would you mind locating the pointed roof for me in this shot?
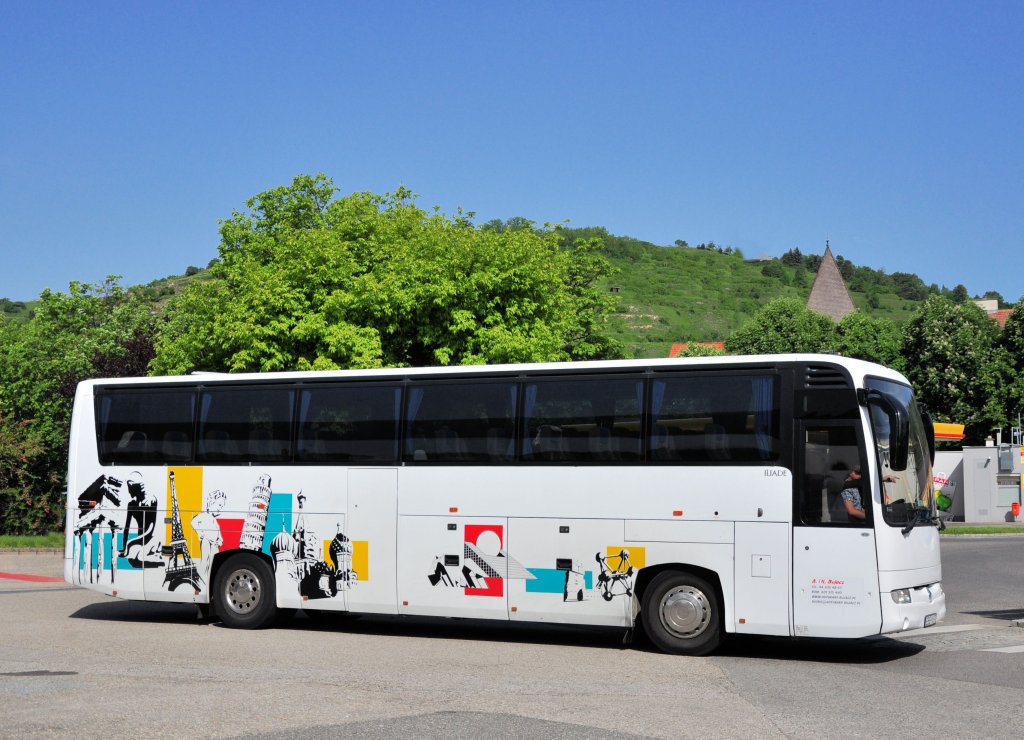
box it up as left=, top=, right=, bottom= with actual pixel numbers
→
left=807, top=243, right=856, bottom=321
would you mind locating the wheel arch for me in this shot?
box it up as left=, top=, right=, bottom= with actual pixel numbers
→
left=207, top=548, right=276, bottom=619
left=634, top=562, right=727, bottom=631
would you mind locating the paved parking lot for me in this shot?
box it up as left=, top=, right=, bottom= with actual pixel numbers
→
left=2, top=538, right=1023, bottom=739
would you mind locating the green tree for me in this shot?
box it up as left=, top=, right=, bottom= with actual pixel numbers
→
left=951, top=284, right=970, bottom=304
left=780, top=247, right=803, bottom=267
left=998, top=295, right=1024, bottom=426
left=760, top=261, right=786, bottom=281
left=153, top=175, right=622, bottom=375
left=835, top=313, right=905, bottom=371
left=792, top=265, right=808, bottom=288
left=725, top=298, right=838, bottom=354
left=900, top=295, right=1009, bottom=443
left=0, top=277, right=157, bottom=533
left=0, top=411, right=47, bottom=535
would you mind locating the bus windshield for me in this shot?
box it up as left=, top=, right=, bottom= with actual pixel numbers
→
left=866, top=378, right=935, bottom=528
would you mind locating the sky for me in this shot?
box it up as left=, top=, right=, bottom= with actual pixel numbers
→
left=1, top=1, right=1022, bottom=303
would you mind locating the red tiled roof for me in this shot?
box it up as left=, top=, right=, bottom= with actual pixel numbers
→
left=990, top=309, right=1013, bottom=328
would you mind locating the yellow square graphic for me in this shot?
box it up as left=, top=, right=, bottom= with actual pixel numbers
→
left=605, top=545, right=645, bottom=571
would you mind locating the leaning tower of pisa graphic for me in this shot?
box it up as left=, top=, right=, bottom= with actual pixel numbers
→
left=239, top=474, right=272, bottom=551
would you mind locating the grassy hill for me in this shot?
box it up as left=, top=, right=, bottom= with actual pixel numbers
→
left=566, top=229, right=929, bottom=358
left=1, top=230, right=938, bottom=359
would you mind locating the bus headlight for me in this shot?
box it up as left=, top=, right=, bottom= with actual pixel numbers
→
left=891, top=589, right=912, bottom=604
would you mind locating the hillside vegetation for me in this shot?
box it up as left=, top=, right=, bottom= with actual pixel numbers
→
left=1, top=227, right=977, bottom=360
left=560, top=228, right=942, bottom=358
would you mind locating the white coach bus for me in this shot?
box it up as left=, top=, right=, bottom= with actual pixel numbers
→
left=64, top=354, right=944, bottom=655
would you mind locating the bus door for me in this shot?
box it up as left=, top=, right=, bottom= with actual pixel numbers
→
left=346, top=468, right=398, bottom=614
left=792, top=421, right=882, bottom=637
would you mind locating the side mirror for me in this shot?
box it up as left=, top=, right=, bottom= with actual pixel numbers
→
left=864, top=390, right=910, bottom=471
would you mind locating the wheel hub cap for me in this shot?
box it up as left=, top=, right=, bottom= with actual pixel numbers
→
left=226, top=569, right=261, bottom=614
left=660, top=586, right=711, bottom=638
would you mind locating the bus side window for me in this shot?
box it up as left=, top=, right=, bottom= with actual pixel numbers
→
left=297, top=385, right=400, bottom=463
left=197, top=387, right=295, bottom=464
left=800, top=423, right=869, bottom=526
left=522, top=377, right=643, bottom=463
left=403, top=381, right=517, bottom=463
left=96, top=389, right=196, bottom=465
left=649, top=374, right=779, bottom=464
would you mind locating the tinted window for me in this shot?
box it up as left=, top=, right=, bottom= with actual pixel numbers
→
left=96, top=389, right=196, bottom=464
left=297, top=385, right=400, bottom=463
left=650, top=374, right=779, bottom=462
left=196, top=386, right=295, bottom=463
left=522, top=377, right=643, bottom=462
left=404, top=381, right=517, bottom=462
left=799, top=422, right=869, bottom=526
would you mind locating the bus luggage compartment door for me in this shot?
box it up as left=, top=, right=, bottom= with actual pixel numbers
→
left=346, top=468, right=398, bottom=615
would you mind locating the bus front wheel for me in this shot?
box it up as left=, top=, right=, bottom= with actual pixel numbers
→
left=213, top=553, right=278, bottom=629
left=642, top=570, right=721, bottom=656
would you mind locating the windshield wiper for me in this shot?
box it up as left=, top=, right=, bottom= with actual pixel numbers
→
left=901, top=504, right=926, bottom=535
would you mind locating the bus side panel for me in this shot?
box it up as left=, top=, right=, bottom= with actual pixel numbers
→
left=397, top=514, right=510, bottom=619
left=507, top=517, right=631, bottom=627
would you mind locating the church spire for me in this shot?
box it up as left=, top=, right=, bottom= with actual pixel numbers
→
left=807, top=241, right=856, bottom=321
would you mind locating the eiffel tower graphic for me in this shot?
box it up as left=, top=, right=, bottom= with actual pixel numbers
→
left=162, top=471, right=200, bottom=593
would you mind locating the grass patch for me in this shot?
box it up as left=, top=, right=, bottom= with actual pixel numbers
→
left=941, top=527, right=1023, bottom=535
left=0, top=533, right=64, bottom=549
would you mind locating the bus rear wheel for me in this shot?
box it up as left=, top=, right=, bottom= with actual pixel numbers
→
left=642, top=570, right=721, bottom=656
left=214, top=553, right=277, bottom=629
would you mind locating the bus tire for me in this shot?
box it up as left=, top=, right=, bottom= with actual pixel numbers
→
left=213, top=553, right=277, bottom=629
left=642, top=570, right=721, bottom=656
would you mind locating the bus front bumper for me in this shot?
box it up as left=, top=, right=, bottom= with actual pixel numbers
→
left=880, top=582, right=946, bottom=634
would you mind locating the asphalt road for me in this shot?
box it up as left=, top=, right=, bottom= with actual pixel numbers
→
left=2, top=536, right=1023, bottom=739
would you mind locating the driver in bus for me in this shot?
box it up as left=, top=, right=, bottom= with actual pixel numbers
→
left=840, top=466, right=867, bottom=521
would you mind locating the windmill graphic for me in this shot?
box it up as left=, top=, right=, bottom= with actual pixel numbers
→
left=162, top=471, right=201, bottom=593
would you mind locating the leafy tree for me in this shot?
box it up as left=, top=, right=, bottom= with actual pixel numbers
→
left=835, top=313, right=905, bottom=371
left=760, top=261, right=786, bottom=281
left=998, top=296, right=1024, bottom=425
left=780, top=247, right=803, bottom=267
left=951, top=284, right=970, bottom=304
left=892, top=272, right=929, bottom=301
left=901, top=295, right=1009, bottom=443
left=0, top=277, right=157, bottom=533
left=725, top=298, right=837, bottom=354
left=674, top=343, right=725, bottom=358
left=153, top=175, right=622, bottom=375
left=0, top=411, right=47, bottom=535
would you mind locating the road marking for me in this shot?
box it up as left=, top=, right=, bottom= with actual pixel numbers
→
left=0, top=571, right=64, bottom=583
left=893, top=624, right=987, bottom=638
left=981, top=644, right=1024, bottom=653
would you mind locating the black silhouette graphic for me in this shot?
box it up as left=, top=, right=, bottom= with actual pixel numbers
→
left=120, top=474, right=163, bottom=568
left=162, top=472, right=201, bottom=593
left=270, top=493, right=358, bottom=601
left=73, top=475, right=124, bottom=584
left=595, top=549, right=634, bottom=601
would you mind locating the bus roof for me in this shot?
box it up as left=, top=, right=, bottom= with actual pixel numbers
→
left=80, top=354, right=910, bottom=390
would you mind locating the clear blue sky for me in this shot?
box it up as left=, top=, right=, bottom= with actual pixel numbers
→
left=2, top=1, right=1021, bottom=303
